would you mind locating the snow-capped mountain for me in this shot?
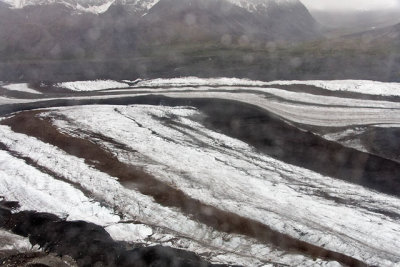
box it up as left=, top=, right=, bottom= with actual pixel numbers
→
left=2, top=0, right=108, bottom=11
left=351, top=22, right=400, bottom=44
left=0, top=0, right=159, bottom=14
left=0, top=0, right=321, bottom=67
left=135, top=0, right=319, bottom=43
left=1, top=0, right=305, bottom=15
left=227, top=0, right=298, bottom=13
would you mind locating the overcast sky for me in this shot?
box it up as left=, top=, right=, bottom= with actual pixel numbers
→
left=300, top=0, right=400, bottom=11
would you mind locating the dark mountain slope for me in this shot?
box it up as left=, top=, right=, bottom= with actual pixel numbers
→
left=137, top=0, right=320, bottom=44
left=350, top=22, right=400, bottom=45
left=1, top=0, right=398, bottom=82
left=136, top=0, right=267, bottom=44
left=0, top=3, right=140, bottom=60
left=255, top=0, right=320, bottom=41
left=0, top=0, right=321, bottom=61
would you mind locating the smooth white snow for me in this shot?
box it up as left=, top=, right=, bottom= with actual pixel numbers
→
left=105, top=223, right=153, bottom=242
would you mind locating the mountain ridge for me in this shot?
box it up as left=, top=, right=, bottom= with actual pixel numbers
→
left=1, top=0, right=301, bottom=14
left=0, top=0, right=321, bottom=56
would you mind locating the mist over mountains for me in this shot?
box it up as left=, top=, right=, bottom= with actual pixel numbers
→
left=311, top=9, right=400, bottom=37
left=0, top=0, right=320, bottom=58
left=0, top=0, right=399, bottom=82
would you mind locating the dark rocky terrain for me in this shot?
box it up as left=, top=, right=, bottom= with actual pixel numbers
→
left=1, top=199, right=237, bottom=267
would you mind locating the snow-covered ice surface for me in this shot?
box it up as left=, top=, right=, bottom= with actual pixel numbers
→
left=0, top=149, right=120, bottom=225
left=31, top=104, right=400, bottom=266
left=2, top=77, right=400, bottom=266
left=90, top=78, right=400, bottom=127
left=157, top=91, right=400, bottom=127
left=56, top=80, right=129, bottom=91
left=133, top=77, right=269, bottom=87
left=34, top=89, right=400, bottom=129
left=132, top=77, right=400, bottom=97
left=268, top=80, right=400, bottom=97
left=0, top=124, right=327, bottom=266
left=91, top=77, right=400, bottom=157
left=2, top=83, right=41, bottom=94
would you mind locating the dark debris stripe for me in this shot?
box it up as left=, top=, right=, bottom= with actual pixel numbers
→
left=1, top=110, right=368, bottom=267
left=1, top=95, right=400, bottom=197
left=0, top=200, right=234, bottom=267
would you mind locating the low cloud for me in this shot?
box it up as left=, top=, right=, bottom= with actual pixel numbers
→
left=300, top=0, right=400, bottom=11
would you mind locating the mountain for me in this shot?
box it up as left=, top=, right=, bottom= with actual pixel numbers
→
left=136, top=0, right=319, bottom=44
left=351, top=22, right=400, bottom=44
left=0, top=0, right=321, bottom=59
left=1, top=0, right=314, bottom=17
left=0, top=0, right=327, bottom=81
left=137, top=0, right=266, bottom=44
left=0, top=1, right=141, bottom=59
left=0, top=0, right=157, bottom=14
left=311, top=10, right=400, bottom=38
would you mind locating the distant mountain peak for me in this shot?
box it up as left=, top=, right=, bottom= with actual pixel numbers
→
left=0, top=0, right=302, bottom=14
left=0, top=0, right=113, bottom=13
left=226, top=0, right=299, bottom=13
left=0, top=0, right=159, bottom=14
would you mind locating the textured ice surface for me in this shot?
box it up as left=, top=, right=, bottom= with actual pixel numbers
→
left=56, top=80, right=129, bottom=91
left=43, top=105, right=400, bottom=266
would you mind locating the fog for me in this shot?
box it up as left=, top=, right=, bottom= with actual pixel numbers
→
left=300, top=0, right=400, bottom=31
left=300, top=0, right=400, bottom=11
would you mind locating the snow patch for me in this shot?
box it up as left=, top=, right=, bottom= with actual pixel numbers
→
left=75, top=0, right=115, bottom=14
left=226, top=0, right=298, bottom=13
left=56, top=80, right=129, bottom=91
left=106, top=223, right=153, bottom=242
left=134, top=77, right=268, bottom=87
